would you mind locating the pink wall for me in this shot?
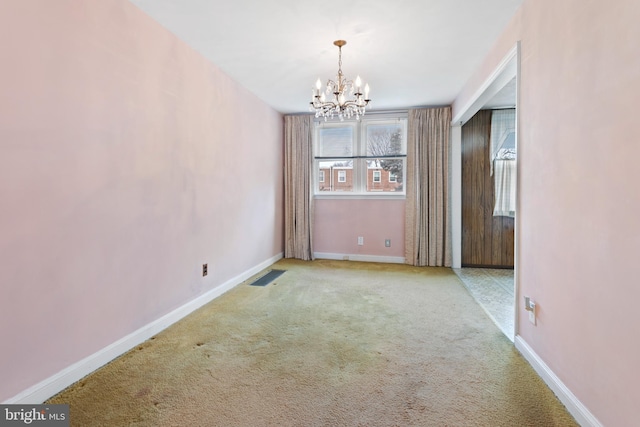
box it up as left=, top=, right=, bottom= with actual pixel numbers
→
left=454, top=0, right=640, bottom=424
left=0, top=0, right=283, bottom=402
left=314, top=199, right=405, bottom=259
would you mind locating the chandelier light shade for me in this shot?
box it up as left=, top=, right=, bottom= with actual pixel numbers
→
left=310, top=40, right=371, bottom=121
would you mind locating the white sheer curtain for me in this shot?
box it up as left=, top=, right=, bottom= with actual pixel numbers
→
left=491, top=109, right=517, bottom=217
left=284, top=115, right=314, bottom=260
left=405, top=107, right=452, bottom=267
left=493, top=159, right=516, bottom=217
left=490, top=109, right=516, bottom=176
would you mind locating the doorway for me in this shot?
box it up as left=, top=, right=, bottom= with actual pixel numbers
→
left=455, top=267, right=514, bottom=339
left=451, top=43, right=519, bottom=341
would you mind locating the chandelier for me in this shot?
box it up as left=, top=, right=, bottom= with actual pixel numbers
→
left=310, top=40, right=371, bottom=121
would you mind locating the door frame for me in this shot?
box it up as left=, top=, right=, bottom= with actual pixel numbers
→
left=451, top=42, right=520, bottom=337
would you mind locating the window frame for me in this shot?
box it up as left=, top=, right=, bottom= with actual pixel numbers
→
left=313, top=113, right=407, bottom=199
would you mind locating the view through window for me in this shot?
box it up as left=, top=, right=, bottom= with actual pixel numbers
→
left=314, top=115, right=407, bottom=195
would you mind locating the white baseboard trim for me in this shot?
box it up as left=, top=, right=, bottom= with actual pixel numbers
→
left=314, top=252, right=405, bottom=264
left=515, top=335, right=602, bottom=427
left=4, top=253, right=284, bottom=404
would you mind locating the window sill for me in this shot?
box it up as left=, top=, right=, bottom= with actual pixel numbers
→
left=314, top=193, right=406, bottom=200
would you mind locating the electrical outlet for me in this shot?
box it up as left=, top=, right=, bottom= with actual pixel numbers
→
left=357, top=236, right=364, bottom=246
left=385, top=239, right=391, bottom=247
left=202, top=264, right=208, bottom=277
left=524, top=296, right=536, bottom=325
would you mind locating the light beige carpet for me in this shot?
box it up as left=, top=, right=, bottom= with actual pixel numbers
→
left=48, top=259, right=577, bottom=426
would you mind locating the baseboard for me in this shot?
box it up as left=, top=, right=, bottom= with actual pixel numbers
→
left=514, top=335, right=602, bottom=427
left=314, top=252, right=405, bottom=264
left=4, top=252, right=284, bottom=404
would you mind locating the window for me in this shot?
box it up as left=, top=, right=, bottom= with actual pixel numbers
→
left=490, top=109, right=517, bottom=217
left=314, top=114, right=407, bottom=196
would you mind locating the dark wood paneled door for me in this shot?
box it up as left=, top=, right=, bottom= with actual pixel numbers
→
left=461, top=110, right=514, bottom=268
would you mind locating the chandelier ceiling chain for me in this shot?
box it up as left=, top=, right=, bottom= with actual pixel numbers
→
left=310, top=40, right=371, bottom=121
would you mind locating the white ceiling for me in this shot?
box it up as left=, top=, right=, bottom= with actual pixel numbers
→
left=128, top=0, right=522, bottom=114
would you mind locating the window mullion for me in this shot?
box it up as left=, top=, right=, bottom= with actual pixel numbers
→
left=356, top=120, right=365, bottom=193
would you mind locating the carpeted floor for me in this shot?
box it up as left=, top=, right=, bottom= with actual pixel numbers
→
left=48, top=259, right=577, bottom=426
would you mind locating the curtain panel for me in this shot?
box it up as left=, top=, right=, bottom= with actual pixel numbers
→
left=405, top=107, right=452, bottom=267
left=493, top=159, right=517, bottom=217
left=284, top=115, right=314, bottom=260
left=490, top=109, right=517, bottom=218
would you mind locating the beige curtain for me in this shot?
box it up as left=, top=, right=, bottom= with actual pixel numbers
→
left=405, top=107, right=452, bottom=267
left=284, top=115, right=314, bottom=260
